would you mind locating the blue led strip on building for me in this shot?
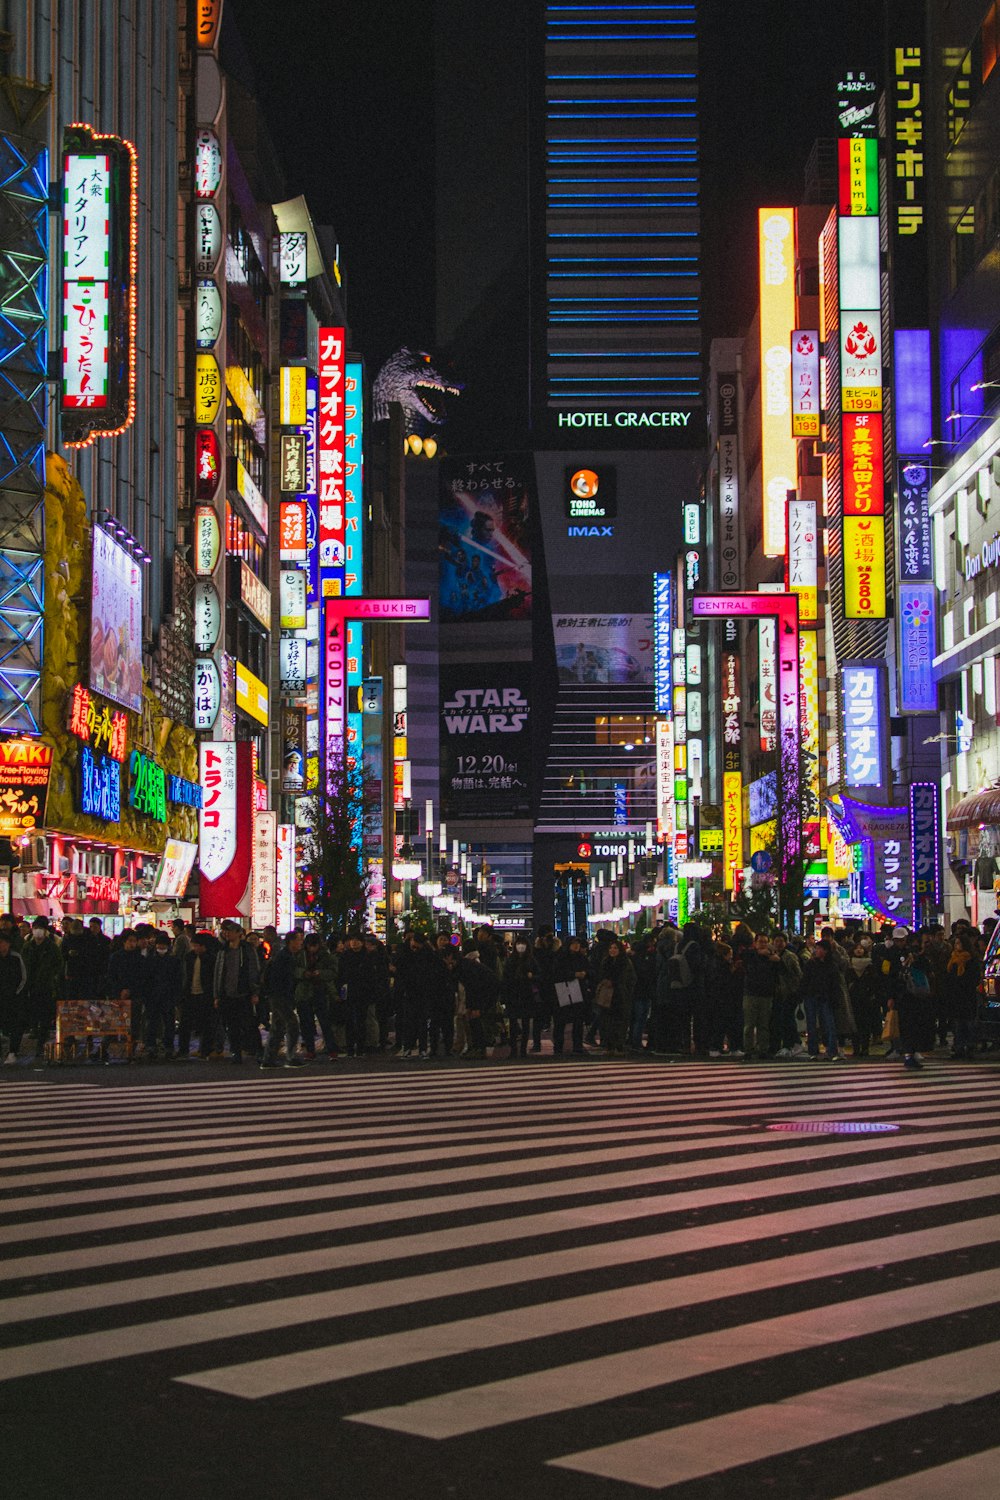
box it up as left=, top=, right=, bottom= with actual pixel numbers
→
left=544, top=5, right=701, bottom=421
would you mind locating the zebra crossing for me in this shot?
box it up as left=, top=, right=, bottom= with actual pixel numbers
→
left=2, top=1059, right=999, bottom=1498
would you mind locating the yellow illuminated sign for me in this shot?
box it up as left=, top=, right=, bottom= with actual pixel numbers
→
left=723, top=770, right=743, bottom=892
left=758, top=209, right=799, bottom=557
left=195, top=353, right=221, bottom=424
left=280, top=366, right=307, bottom=426
left=844, top=515, right=887, bottom=619
left=226, top=364, right=265, bottom=432
left=235, top=660, right=269, bottom=726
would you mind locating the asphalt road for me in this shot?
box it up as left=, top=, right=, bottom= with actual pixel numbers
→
left=2, top=1054, right=999, bottom=1499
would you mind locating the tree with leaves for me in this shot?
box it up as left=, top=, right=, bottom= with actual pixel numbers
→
left=298, top=757, right=377, bottom=938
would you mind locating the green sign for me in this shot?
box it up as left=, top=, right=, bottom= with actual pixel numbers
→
left=129, top=750, right=167, bottom=822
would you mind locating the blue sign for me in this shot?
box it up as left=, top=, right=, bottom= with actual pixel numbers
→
left=80, top=746, right=121, bottom=822
left=898, top=584, right=937, bottom=713
left=898, top=460, right=933, bottom=582
left=842, top=663, right=885, bottom=790
left=167, top=773, right=203, bottom=809
left=750, top=850, right=772, bottom=874
left=653, top=571, right=672, bottom=713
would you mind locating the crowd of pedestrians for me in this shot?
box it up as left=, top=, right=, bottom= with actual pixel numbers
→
left=0, top=910, right=992, bottom=1068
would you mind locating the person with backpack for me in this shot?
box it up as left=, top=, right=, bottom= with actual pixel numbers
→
left=662, top=922, right=704, bottom=1054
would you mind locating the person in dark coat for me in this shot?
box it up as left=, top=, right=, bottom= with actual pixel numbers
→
left=261, top=930, right=305, bottom=1067
left=943, top=934, right=981, bottom=1059
left=598, top=938, right=636, bottom=1057
left=212, top=921, right=262, bottom=1063
left=552, top=935, right=589, bottom=1056
left=443, top=949, right=499, bottom=1058
left=177, top=931, right=219, bottom=1059
left=741, top=932, right=781, bottom=1060
left=530, top=927, right=559, bottom=1053
left=391, top=934, right=440, bottom=1056
left=502, top=935, right=539, bottom=1058
left=800, top=940, right=846, bottom=1061
left=296, top=932, right=340, bottom=1058
left=23, top=916, right=64, bottom=1060
left=106, top=929, right=148, bottom=1044
left=0, top=929, right=28, bottom=1064
left=143, top=931, right=183, bottom=1057
left=337, top=932, right=389, bottom=1056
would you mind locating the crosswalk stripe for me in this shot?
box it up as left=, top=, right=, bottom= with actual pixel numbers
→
left=4, top=1135, right=996, bottom=1284
left=186, top=1229, right=1000, bottom=1403
left=347, top=1216, right=1000, bottom=1435
left=547, top=1342, right=1000, bottom=1489
left=836, top=1449, right=1000, bottom=1499
left=4, top=1173, right=998, bottom=1329
left=2, top=1129, right=994, bottom=1247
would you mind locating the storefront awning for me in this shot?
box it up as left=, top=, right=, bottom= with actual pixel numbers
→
left=946, top=786, right=1000, bottom=829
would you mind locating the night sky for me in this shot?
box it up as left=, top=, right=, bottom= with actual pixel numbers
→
left=231, top=0, right=882, bottom=381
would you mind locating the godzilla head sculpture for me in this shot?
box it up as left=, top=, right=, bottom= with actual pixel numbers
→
left=372, top=348, right=463, bottom=437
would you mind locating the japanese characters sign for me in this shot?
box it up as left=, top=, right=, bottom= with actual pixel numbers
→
left=828, top=795, right=912, bottom=925
left=790, top=331, right=821, bottom=437
left=279, top=232, right=307, bottom=286
left=842, top=413, right=885, bottom=516
left=0, top=739, right=52, bottom=838
left=759, top=618, right=777, bottom=751
left=279, top=500, right=308, bottom=558
left=344, top=359, right=364, bottom=597
left=193, top=656, right=221, bottom=731
left=844, top=515, right=887, bottom=619
left=280, top=366, right=307, bottom=427
left=717, top=372, right=740, bottom=590
left=323, top=597, right=430, bottom=766
left=195, top=279, right=222, bottom=348
left=195, top=428, right=221, bottom=501
left=251, top=810, right=277, bottom=929
left=61, top=126, right=137, bottom=447
left=193, top=505, right=221, bottom=576
left=839, top=313, right=883, bottom=411
left=79, top=745, right=121, bottom=822
left=275, top=825, right=295, bottom=932
left=317, top=326, right=347, bottom=591
left=786, top=498, right=818, bottom=624
left=153, top=840, right=198, bottom=899
left=280, top=435, right=307, bottom=495
left=758, top=209, right=797, bottom=556
left=653, top=571, right=673, bottom=713
left=195, top=352, right=222, bottom=424
left=195, top=204, right=221, bottom=274
left=898, top=459, right=933, bottom=581
left=129, top=750, right=167, bottom=822
left=193, top=581, right=221, bottom=653
left=67, top=684, right=128, bottom=761
left=842, top=662, right=887, bottom=791
left=198, top=742, right=237, bottom=881
left=898, top=583, right=937, bottom=714
left=910, top=781, right=940, bottom=914
left=837, top=136, right=878, bottom=216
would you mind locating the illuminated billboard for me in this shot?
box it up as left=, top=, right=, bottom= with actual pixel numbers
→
left=61, top=125, right=138, bottom=447
left=653, top=572, right=673, bottom=712
left=842, top=662, right=887, bottom=791
left=90, top=527, right=143, bottom=712
left=317, top=327, right=347, bottom=591
left=786, top=498, right=818, bottom=624
left=758, top=209, right=798, bottom=556
left=790, top=331, right=820, bottom=437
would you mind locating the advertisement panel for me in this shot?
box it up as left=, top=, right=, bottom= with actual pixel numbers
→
left=251, top=810, right=277, bottom=929
left=653, top=571, right=673, bottom=712
left=758, top=208, right=798, bottom=556
left=910, top=781, right=941, bottom=917
left=786, top=498, right=818, bottom=624
left=723, top=770, right=743, bottom=891
left=898, top=583, right=937, bottom=713
left=898, top=459, right=933, bottom=581
left=317, top=327, right=346, bottom=589
left=717, top=372, right=740, bottom=590
left=828, top=795, right=912, bottom=926
left=439, top=665, right=531, bottom=820
left=553, top=613, right=653, bottom=685
left=655, top=718, right=675, bottom=844
left=840, top=312, right=883, bottom=412
left=275, top=824, right=295, bottom=932
left=759, top=618, right=777, bottom=752
left=439, top=456, right=532, bottom=623
left=790, top=331, right=821, bottom=437
left=842, top=413, right=885, bottom=515
left=344, top=358, right=365, bottom=597
left=152, top=840, right=198, bottom=899
left=842, top=662, right=887, bottom=791
left=844, top=515, right=887, bottom=619
left=838, top=136, right=879, bottom=216
left=90, top=527, right=143, bottom=712
left=0, top=740, right=51, bottom=837
left=199, top=740, right=254, bottom=917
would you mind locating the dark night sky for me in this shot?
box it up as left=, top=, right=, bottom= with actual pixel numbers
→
left=231, top=0, right=882, bottom=375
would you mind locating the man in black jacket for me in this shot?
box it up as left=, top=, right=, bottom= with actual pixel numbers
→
left=261, top=930, right=305, bottom=1068
left=800, top=939, right=846, bottom=1061
left=212, top=921, right=261, bottom=1063
left=741, top=932, right=781, bottom=1060
left=177, top=931, right=219, bottom=1060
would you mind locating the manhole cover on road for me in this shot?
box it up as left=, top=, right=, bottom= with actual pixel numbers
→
left=766, top=1121, right=901, bottom=1134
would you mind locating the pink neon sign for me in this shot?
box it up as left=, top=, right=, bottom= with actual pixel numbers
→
left=691, top=591, right=801, bottom=877
left=323, top=597, right=431, bottom=768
